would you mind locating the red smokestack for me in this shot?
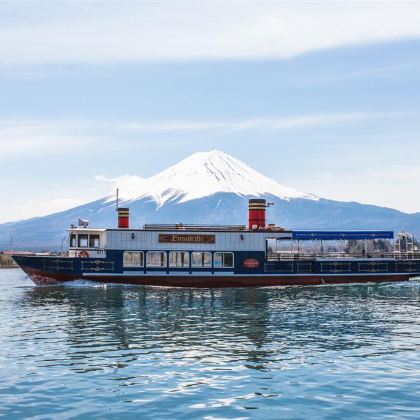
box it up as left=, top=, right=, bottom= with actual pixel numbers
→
left=118, top=207, right=129, bottom=229
left=248, top=199, right=266, bottom=230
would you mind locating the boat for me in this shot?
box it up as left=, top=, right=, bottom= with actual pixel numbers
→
left=12, top=199, right=420, bottom=287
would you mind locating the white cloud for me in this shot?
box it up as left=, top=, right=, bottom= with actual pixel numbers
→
left=294, top=164, right=420, bottom=214
left=0, top=120, right=100, bottom=156
left=0, top=197, right=84, bottom=223
left=116, top=112, right=409, bottom=132
left=96, top=174, right=148, bottom=201
left=1, top=2, right=420, bottom=65
left=0, top=112, right=408, bottom=157
left=0, top=111, right=415, bottom=158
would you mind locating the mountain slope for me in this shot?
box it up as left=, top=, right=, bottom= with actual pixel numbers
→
left=109, top=150, right=318, bottom=205
left=1, top=150, right=419, bottom=250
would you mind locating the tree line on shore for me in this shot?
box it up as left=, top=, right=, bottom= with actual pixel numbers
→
left=0, top=253, right=17, bottom=267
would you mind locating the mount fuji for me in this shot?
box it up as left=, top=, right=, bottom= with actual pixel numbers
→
left=104, top=150, right=318, bottom=206
left=1, top=150, right=419, bottom=250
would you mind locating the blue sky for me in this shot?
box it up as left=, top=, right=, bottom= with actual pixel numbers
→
left=1, top=1, right=420, bottom=222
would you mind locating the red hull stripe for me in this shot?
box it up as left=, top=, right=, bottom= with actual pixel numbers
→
left=21, top=267, right=411, bottom=288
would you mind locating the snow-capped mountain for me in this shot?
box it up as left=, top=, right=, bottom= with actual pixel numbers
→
left=1, top=150, right=419, bottom=250
left=108, top=150, right=318, bottom=207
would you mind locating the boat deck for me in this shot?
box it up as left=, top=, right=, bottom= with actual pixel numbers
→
left=267, top=252, right=420, bottom=261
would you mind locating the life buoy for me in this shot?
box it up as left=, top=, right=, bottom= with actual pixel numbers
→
left=78, top=250, right=90, bottom=258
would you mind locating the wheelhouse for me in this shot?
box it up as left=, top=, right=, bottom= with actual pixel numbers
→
left=68, top=228, right=107, bottom=258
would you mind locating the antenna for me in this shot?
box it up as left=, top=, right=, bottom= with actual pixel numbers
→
left=61, top=236, right=66, bottom=256
left=116, top=188, right=119, bottom=211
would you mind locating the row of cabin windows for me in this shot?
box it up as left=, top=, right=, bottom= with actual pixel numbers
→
left=123, top=251, right=234, bottom=269
left=70, top=234, right=100, bottom=248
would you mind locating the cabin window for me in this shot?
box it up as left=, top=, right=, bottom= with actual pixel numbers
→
left=191, top=252, right=212, bottom=268
left=70, top=234, right=76, bottom=248
left=146, top=251, right=167, bottom=267
left=123, top=251, right=144, bottom=267
left=214, top=252, right=234, bottom=268
left=89, top=234, right=100, bottom=248
left=78, top=234, right=88, bottom=248
left=169, top=251, right=190, bottom=268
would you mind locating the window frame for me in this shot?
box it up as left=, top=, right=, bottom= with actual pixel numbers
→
left=123, top=251, right=144, bottom=268
left=213, top=252, right=234, bottom=268
left=169, top=251, right=190, bottom=268
left=191, top=251, right=212, bottom=268
left=78, top=234, right=89, bottom=248
left=89, top=234, right=101, bottom=248
left=146, top=251, right=168, bottom=268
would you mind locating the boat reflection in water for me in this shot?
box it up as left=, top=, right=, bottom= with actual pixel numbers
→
left=21, top=282, right=416, bottom=369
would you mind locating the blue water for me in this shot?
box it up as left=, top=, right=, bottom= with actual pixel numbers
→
left=0, top=269, right=419, bottom=419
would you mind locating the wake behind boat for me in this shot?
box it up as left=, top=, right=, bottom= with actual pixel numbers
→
left=12, top=199, right=420, bottom=287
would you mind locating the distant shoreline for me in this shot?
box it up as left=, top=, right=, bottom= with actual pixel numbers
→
left=0, top=255, right=18, bottom=269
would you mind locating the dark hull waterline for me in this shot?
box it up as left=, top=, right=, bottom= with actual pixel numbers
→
left=21, top=267, right=412, bottom=288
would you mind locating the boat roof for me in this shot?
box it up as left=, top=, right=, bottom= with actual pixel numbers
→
left=66, top=228, right=107, bottom=232
left=67, top=224, right=290, bottom=233
left=292, top=230, right=394, bottom=240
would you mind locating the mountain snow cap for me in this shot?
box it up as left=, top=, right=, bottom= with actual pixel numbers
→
left=109, top=150, right=318, bottom=206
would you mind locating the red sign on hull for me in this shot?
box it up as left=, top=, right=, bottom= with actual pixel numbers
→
left=243, top=258, right=260, bottom=268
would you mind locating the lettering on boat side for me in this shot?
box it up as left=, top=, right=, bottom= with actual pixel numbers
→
left=158, top=234, right=216, bottom=244
left=243, top=258, right=260, bottom=268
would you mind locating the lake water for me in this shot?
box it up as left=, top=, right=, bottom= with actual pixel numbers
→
left=0, top=269, right=419, bottom=419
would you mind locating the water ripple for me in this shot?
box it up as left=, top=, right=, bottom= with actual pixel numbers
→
left=0, top=269, right=419, bottom=418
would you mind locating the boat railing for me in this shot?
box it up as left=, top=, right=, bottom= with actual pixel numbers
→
left=143, top=223, right=247, bottom=231
left=266, top=252, right=420, bottom=261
